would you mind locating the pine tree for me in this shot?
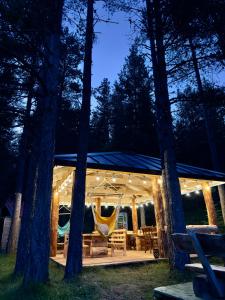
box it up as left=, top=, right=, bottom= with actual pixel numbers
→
left=110, top=44, right=158, bottom=155
left=90, top=78, right=111, bottom=150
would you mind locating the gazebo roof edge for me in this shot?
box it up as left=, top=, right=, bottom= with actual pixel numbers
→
left=54, top=152, right=225, bottom=182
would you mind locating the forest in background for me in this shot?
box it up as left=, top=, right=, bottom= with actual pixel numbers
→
left=1, top=36, right=225, bottom=206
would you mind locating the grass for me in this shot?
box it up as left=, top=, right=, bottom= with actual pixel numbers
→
left=0, top=255, right=192, bottom=300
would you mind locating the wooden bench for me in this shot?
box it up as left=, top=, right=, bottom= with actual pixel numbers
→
left=108, top=229, right=127, bottom=256
left=172, top=232, right=225, bottom=299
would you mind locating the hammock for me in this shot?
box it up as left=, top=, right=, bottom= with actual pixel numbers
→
left=58, top=221, right=70, bottom=237
left=91, top=205, right=120, bottom=237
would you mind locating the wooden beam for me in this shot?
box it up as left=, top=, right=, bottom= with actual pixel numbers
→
left=50, top=189, right=60, bottom=257
left=202, top=182, right=217, bottom=225
left=96, top=197, right=101, bottom=215
left=132, top=197, right=138, bottom=234
left=152, top=178, right=167, bottom=257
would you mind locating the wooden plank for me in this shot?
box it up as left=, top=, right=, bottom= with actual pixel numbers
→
left=185, top=263, right=225, bottom=277
left=172, top=233, right=225, bottom=257
left=154, top=282, right=201, bottom=300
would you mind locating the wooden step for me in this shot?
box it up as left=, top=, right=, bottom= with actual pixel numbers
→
left=154, top=282, right=201, bottom=300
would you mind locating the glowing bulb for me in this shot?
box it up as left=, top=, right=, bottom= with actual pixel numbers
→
left=195, top=190, right=200, bottom=194
left=157, top=178, right=162, bottom=184
left=184, top=184, right=187, bottom=188
left=140, top=204, right=143, bottom=208
left=96, top=176, right=100, bottom=181
left=128, top=179, right=132, bottom=183
left=112, top=177, right=116, bottom=182
left=143, top=180, right=147, bottom=184
left=186, top=193, right=190, bottom=197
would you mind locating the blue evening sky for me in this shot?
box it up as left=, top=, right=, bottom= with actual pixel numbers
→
left=91, top=3, right=225, bottom=92
left=92, top=6, right=131, bottom=88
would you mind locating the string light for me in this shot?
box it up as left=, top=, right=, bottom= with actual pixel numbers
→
left=195, top=190, right=200, bottom=195
left=96, top=175, right=100, bottom=181
left=143, top=180, right=147, bottom=185
left=112, top=176, right=116, bottom=182
left=157, top=178, right=162, bottom=184
left=186, top=193, right=190, bottom=197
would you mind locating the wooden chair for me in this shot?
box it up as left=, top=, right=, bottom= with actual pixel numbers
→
left=141, top=226, right=157, bottom=253
left=63, top=234, right=91, bottom=258
left=172, top=232, right=225, bottom=299
left=108, top=229, right=127, bottom=256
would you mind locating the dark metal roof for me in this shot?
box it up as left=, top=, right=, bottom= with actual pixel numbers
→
left=54, top=152, right=225, bottom=181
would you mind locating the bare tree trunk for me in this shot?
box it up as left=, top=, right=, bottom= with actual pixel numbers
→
left=145, top=0, right=189, bottom=269
left=20, top=0, right=64, bottom=285
left=7, top=77, right=34, bottom=254
left=188, top=36, right=225, bottom=224
left=64, top=0, right=94, bottom=279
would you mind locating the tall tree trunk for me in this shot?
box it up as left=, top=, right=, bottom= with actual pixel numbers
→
left=7, top=76, right=34, bottom=254
left=20, top=0, right=64, bottom=285
left=64, top=0, right=94, bottom=279
left=188, top=36, right=225, bottom=223
left=145, top=0, right=189, bottom=269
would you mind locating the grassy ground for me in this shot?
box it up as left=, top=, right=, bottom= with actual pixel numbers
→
left=0, top=255, right=192, bottom=300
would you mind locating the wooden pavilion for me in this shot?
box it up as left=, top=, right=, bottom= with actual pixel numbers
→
left=51, top=152, right=225, bottom=266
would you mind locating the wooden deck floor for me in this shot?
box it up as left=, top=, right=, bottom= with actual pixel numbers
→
left=51, top=250, right=161, bottom=267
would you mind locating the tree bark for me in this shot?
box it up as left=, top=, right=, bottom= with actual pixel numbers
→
left=188, top=36, right=225, bottom=224
left=7, top=79, right=33, bottom=254
left=145, top=0, right=189, bottom=269
left=22, top=0, right=64, bottom=285
left=64, top=0, right=94, bottom=279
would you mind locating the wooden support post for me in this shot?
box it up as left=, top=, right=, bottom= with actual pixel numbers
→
left=96, top=197, right=101, bottom=215
left=202, top=182, right=217, bottom=225
left=152, top=178, right=167, bottom=257
left=132, top=197, right=138, bottom=234
left=140, top=206, right=146, bottom=228
left=95, top=197, right=101, bottom=231
left=50, top=189, right=59, bottom=257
